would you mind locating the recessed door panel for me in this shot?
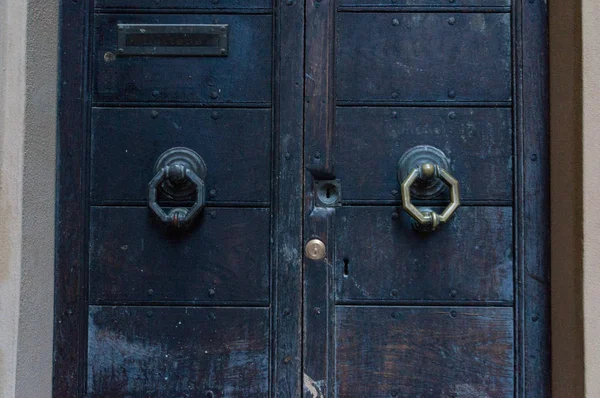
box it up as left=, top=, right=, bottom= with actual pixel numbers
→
left=334, top=206, right=513, bottom=302
left=335, top=307, right=514, bottom=397
left=95, top=0, right=272, bottom=10
left=89, top=207, right=270, bottom=304
left=94, top=14, right=272, bottom=104
left=91, top=108, right=272, bottom=204
left=337, top=0, right=510, bottom=6
left=335, top=107, right=512, bottom=202
left=88, top=306, right=270, bottom=397
left=336, top=12, right=511, bottom=103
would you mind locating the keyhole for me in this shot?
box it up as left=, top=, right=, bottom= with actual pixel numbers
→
left=343, top=258, right=349, bottom=276
left=316, top=182, right=339, bottom=205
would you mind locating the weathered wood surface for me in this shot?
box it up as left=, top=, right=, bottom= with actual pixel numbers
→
left=336, top=107, right=512, bottom=202
left=337, top=0, right=510, bottom=7
left=94, top=14, right=272, bottom=104
left=272, top=0, right=305, bottom=395
left=91, top=108, right=271, bottom=204
left=88, top=306, right=270, bottom=397
left=95, top=0, right=272, bottom=10
left=518, top=0, right=552, bottom=395
left=336, top=12, right=511, bottom=103
left=89, top=207, right=270, bottom=304
left=53, top=0, right=551, bottom=395
left=53, top=1, right=88, bottom=395
left=335, top=306, right=514, bottom=397
left=335, top=206, right=513, bottom=302
left=303, top=0, right=337, bottom=395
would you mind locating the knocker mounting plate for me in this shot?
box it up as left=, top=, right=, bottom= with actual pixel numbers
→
left=397, top=145, right=451, bottom=200
left=154, top=147, right=207, bottom=200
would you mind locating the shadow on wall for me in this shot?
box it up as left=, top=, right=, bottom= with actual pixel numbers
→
left=549, top=0, right=584, bottom=396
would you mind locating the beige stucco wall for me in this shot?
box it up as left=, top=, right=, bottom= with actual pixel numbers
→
left=0, top=0, right=57, bottom=397
left=582, top=1, right=600, bottom=396
left=0, top=0, right=593, bottom=397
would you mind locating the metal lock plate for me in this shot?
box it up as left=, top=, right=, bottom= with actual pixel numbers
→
left=314, top=180, right=342, bottom=207
left=305, top=239, right=326, bottom=261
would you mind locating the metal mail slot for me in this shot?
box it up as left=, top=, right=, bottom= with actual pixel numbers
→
left=117, top=24, right=228, bottom=56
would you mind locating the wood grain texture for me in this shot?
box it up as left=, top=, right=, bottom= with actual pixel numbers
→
left=94, top=14, right=272, bottom=104
left=303, top=0, right=337, bottom=395
left=335, top=306, right=514, bottom=397
left=88, top=306, right=270, bottom=397
left=517, top=0, right=552, bottom=395
left=272, top=0, right=305, bottom=395
left=53, top=0, right=551, bottom=394
left=335, top=107, right=512, bottom=202
left=89, top=207, right=270, bottom=304
left=337, top=0, right=510, bottom=6
left=95, top=0, right=272, bottom=10
left=53, top=1, right=89, bottom=396
left=90, top=108, right=271, bottom=204
left=336, top=13, right=511, bottom=103
left=335, top=206, right=513, bottom=302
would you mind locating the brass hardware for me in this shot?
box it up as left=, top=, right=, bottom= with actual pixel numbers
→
left=305, top=239, right=327, bottom=261
left=400, top=163, right=460, bottom=232
left=397, top=145, right=451, bottom=199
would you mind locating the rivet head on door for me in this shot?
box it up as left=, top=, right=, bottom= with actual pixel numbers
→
left=305, top=239, right=326, bottom=261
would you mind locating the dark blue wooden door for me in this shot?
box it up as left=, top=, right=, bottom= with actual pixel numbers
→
left=53, top=0, right=550, bottom=397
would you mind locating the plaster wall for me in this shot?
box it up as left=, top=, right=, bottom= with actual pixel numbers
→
left=0, top=0, right=57, bottom=397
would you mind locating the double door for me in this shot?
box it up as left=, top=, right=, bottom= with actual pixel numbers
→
left=53, top=0, right=550, bottom=396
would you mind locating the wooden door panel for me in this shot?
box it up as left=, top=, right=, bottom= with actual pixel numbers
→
left=53, top=0, right=550, bottom=394
left=335, top=107, right=512, bottom=202
left=89, top=207, right=270, bottom=304
left=88, top=306, right=270, bottom=397
left=90, top=108, right=271, bottom=204
left=335, top=12, right=511, bottom=103
left=334, top=206, right=513, bottom=302
left=95, top=0, right=272, bottom=10
left=337, top=0, right=510, bottom=6
left=335, top=306, right=514, bottom=397
left=94, top=13, right=272, bottom=104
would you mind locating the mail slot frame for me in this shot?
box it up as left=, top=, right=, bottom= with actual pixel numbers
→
left=117, top=24, right=229, bottom=56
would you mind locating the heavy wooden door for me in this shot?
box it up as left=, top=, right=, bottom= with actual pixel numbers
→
left=54, top=0, right=550, bottom=397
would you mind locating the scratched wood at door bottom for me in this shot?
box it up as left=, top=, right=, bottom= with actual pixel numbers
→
left=87, top=306, right=269, bottom=397
left=335, top=306, right=514, bottom=397
left=95, top=0, right=272, bottom=9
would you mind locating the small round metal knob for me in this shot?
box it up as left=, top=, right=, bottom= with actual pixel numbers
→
left=305, top=239, right=326, bottom=261
left=420, top=163, right=436, bottom=180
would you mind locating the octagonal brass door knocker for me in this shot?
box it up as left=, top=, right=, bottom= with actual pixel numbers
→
left=398, top=146, right=460, bottom=232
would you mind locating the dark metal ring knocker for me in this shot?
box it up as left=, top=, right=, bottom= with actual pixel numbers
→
left=148, top=147, right=207, bottom=228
